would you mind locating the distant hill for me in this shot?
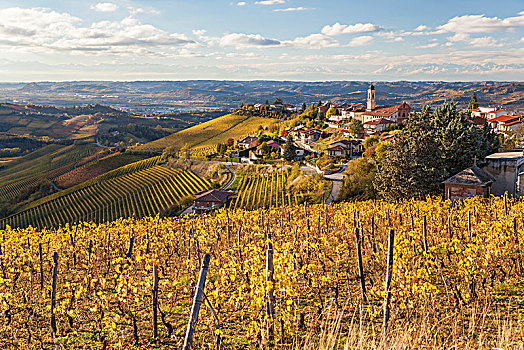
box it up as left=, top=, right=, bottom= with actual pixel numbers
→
left=1, top=81, right=522, bottom=112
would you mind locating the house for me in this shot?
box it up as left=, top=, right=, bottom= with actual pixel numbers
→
left=442, top=165, right=495, bottom=200
left=488, top=114, right=522, bottom=133
left=237, top=136, right=258, bottom=149
left=341, top=104, right=365, bottom=119
left=499, top=117, right=524, bottom=133
left=484, top=151, right=524, bottom=196
left=326, top=145, right=346, bottom=157
left=318, top=105, right=330, bottom=115
left=363, top=118, right=394, bottom=134
left=326, top=140, right=362, bottom=157
left=299, top=128, right=322, bottom=144
left=256, top=139, right=281, bottom=155
left=193, top=190, right=234, bottom=214
left=471, top=107, right=505, bottom=120
left=289, top=125, right=305, bottom=137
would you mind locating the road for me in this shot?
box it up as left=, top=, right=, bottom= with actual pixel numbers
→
left=221, top=164, right=236, bottom=190
left=324, top=165, right=346, bottom=204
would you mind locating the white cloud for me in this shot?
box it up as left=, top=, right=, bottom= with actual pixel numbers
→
left=417, top=42, right=439, bottom=49
left=436, top=13, right=524, bottom=34
left=255, top=0, right=285, bottom=5
left=446, top=33, right=502, bottom=47
left=283, top=33, right=338, bottom=49
left=0, top=7, right=195, bottom=55
left=347, top=36, right=374, bottom=47
left=219, top=33, right=280, bottom=47
left=414, top=25, right=428, bottom=31
left=469, top=36, right=503, bottom=47
left=273, top=7, right=314, bottom=12
left=91, top=2, right=119, bottom=12
left=321, top=22, right=383, bottom=36
left=237, top=1, right=247, bottom=5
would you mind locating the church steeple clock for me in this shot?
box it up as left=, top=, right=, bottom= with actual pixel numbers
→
left=367, top=83, right=376, bottom=111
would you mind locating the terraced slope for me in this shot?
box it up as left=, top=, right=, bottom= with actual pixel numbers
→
left=1, top=166, right=210, bottom=229
left=0, top=144, right=98, bottom=203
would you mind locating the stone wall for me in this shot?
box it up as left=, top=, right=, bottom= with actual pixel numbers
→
left=483, top=157, right=518, bottom=196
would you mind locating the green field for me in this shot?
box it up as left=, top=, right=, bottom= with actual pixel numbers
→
left=139, top=113, right=276, bottom=152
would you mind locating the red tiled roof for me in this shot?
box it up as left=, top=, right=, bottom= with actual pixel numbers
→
left=194, top=190, right=234, bottom=203
left=327, top=145, right=345, bottom=151
left=362, top=105, right=399, bottom=117
left=489, top=115, right=518, bottom=123
left=503, top=119, right=523, bottom=126
left=363, top=118, right=394, bottom=125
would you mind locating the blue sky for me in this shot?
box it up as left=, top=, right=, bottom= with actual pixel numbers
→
left=0, top=0, right=522, bottom=81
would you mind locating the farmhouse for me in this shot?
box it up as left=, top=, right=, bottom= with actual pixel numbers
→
left=193, top=190, right=234, bottom=214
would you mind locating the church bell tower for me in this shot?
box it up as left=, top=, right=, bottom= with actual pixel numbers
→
left=367, top=83, right=376, bottom=111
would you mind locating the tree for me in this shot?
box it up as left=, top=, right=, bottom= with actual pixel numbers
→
left=340, top=157, right=376, bottom=199
left=374, top=102, right=499, bottom=200
left=217, top=143, right=227, bottom=154
left=347, top=119, right=363, bottom=136
left=265, top=99, right=269, bottom=106
left=374, top=112, right=444, bottom=200
left=363, top=135, right=379, bottom=149
left=259, top=141, right=269, bottom=154
left=273, top=97, right=283, bottom=105
left=283, top=133, right=297, bottom=161
left=468, top=92, right=479, bottom=112
left=326, top=107, right=338, bottom=118
left=317, top=99, right=322, bottom=107
left=226, top=138, right=234, bottom=148
left=301, top=102, right=307, bottom=111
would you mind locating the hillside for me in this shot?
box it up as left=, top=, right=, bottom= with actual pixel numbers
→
left=0, top=197, right=522, bottom=348
left=139, top=113, right=276, bottom=152
left=1, top=156, right=210, bottom=229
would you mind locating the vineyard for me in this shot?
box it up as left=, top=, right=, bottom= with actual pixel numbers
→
left=139, top=114, right=275, bottom=152
left=0, top=196, right=523, bottom=348
left=1, top=157, right=211, bottom=229
left=0, top=144, right=99, bottom=203
left=230, top=170, right=306, bottom=210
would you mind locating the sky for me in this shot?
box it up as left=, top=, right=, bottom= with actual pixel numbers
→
left=0, top=0, right=522, bottom=81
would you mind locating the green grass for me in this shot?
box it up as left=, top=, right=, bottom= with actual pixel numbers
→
left=139, top=114, right=276, bottom=151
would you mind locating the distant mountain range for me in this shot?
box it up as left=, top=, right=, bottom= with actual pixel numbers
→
left=0, top=80, right=522, bottom=112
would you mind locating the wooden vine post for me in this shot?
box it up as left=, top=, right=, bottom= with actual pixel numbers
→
left=383, top=229, right=395, bottom=336
left=183, top=253, right=211, bottom=350
left=422, top=216, right=428, bottom=254
left=39, top=243, right=44, bottom=290
left=50, top=252, right=59, bottom=338
left=152, top=264, right=159, bottom=339
left=354, top=227, right=367, bottom=303
left=266, top=232, right=275, bottom=342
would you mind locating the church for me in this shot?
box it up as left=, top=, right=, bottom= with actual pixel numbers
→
left=358, top=83, right=411, bottom=125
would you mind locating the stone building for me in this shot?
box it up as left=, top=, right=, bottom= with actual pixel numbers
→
left=443, top=165, right=495, bottom=200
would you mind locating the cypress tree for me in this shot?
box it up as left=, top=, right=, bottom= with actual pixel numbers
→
left=468, top=92, right=479, bottom=111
